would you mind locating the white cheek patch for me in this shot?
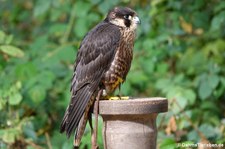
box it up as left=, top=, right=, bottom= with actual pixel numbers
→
left=110, top=17, right=138, bottom=31
left=110, top=18, right=126, bottom=27
left=129, top=22, right=138, bottom=30
left=129, top=16, right=139, bottom=30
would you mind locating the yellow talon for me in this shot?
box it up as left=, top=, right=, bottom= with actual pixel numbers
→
left=109, top=96, right=129, bottom=100
left=112, top=77, right=124, bottom=89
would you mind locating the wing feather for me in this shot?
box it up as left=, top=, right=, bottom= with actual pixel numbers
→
left=60, top=22, right=121, bottom=137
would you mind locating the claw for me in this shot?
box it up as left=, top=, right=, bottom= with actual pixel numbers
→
left=109, top=96, right=129, bottom=100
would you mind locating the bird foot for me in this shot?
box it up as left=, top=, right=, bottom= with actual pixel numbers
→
left=108, top=96, right=129, bottom=100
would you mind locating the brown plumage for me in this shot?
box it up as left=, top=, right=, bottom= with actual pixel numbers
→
left=60, top=7, right=140, bottom=147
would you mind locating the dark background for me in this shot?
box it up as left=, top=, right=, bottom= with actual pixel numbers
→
left=0, top=0, right=224, bottom=148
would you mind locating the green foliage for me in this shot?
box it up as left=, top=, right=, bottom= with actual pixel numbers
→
left=0, top=0, right=224, bottom=148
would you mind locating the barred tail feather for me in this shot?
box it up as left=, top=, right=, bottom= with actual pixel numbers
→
left=60, top=106, right=69, bottom=133
left=74, top=96, right=95, bottom=147
left=60, top=84, right=97, bottom=139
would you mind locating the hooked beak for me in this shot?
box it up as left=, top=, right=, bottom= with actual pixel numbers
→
left=133, top=16, right=141, bottom=24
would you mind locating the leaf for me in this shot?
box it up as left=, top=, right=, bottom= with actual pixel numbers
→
left=28, top=85, right=46, bottom=103
left=198, top=73, right=220, bottom=100
left=198, top=80, right=212, bottom=100
left=5, top=35, right=13, bottom=44
left=166, top=116, right=177, bottom=135
left=200, top=101, right=220, bottom=115
left=9, top=93, right=22, bottom=105
left=184, top=89, right=196, bottom=105
left=74, top=18, right=89, bottom=38
left=87, top=13, right=100, bottom=23
left=199, top=124, right=220, bottom=138
left=36, top=71, right=55, bottom=90
left=180, top=16, right=192, bottom=34
left=167, top=89, right=188, bottom=114
left=143, top=39, right=154, bottom=49
left=22, top=121, right=37, bottom=141
left=159, top=138, right=177, bottom=149
left=62, top=141, right=73, bottom=149
left=173, top=74, right=184, bottom=84
left=15, top=63, right=38, bottom=81
left=0, top=91, right=7, bottom=109
left=187, top=130, right=199, bottom=141
left=0, top=45, right=24, bottom=57
left=155, top=78, right=172, bottom=93
left=156, top=78, right=171, bottom=89
left=0, top=30, right=6, bottom=44
left=156, top=62, right=169, bottom=74
left=1, top=128, right=20, bottom=143
left=98, top=1, right=114, bottom=14
left=192, top=11, right=209, bottom=30
left=2, top=131, right=16, bottom=143
left=166, top=86, right=195, bottom=113
left=73, top=1, right=91, bottom=17
left=129, top=71, right=149, bottom=88
left=27, top=146, right=37, bottom=149
left=210, top=11, right=225, bottom=32
left=208, top=74, right=219, bottom=89
left=177, top=49, right=207, bottom=75
left=48, top=23, right=67, bottom=37
left=120, top=81, right=132, bottom=95
left=91, top=0, right=101, bottom=5
left=141, top=58, right=155, bottom=74
left=34, top=0, right=51, bottom=17
left=214, top=1, right=225, bottom=13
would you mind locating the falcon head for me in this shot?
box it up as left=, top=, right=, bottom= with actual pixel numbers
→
left=105, top=7, right=141, bottom=30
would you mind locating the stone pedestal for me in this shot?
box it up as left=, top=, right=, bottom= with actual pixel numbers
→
left=98, top=97, right=168, bottom=149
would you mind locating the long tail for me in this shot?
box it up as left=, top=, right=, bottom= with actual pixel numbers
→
left=74, top=96, right=95, bottom=147
left=60, top=106, right=69, bottom=133
left=60, top=85, right=94, bottom=137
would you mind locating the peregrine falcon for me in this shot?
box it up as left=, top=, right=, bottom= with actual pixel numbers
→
left=60, top=7, right=140, bottom=148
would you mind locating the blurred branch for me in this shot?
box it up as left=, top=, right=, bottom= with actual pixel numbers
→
left=41, top=41, right=79, bottom=61
left=25, top=140, right=43, bottom=149
left=60, top=4, right=76, bottom=43
left=45, top=132, right=52, bottom=149
left=172, top=98, right=209, bottom=142
left=158, top=112, right=166, bottom=130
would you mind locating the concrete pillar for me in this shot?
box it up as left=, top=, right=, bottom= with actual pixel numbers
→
left=98, top=97, right=168, bottom=149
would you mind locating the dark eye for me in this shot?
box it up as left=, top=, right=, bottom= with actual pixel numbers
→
left=124, top=15, right=130, bottom=20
